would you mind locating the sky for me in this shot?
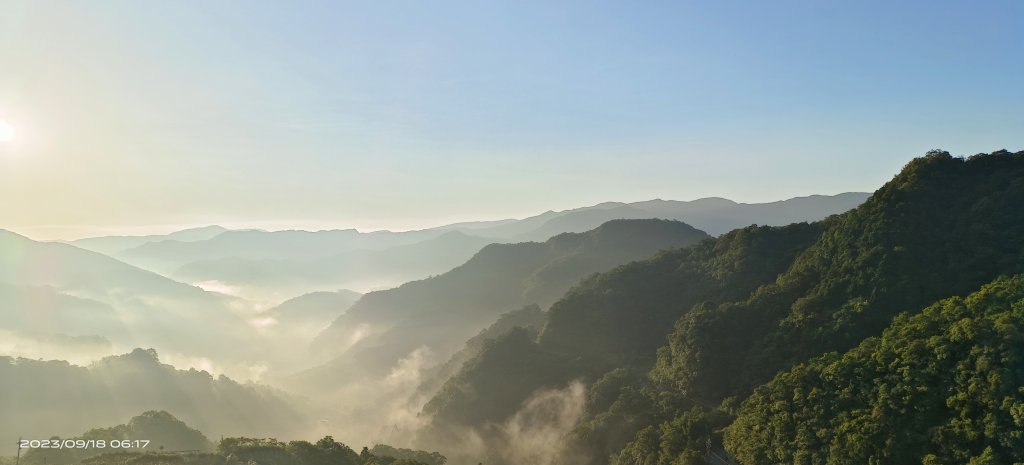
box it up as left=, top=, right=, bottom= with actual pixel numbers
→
left=1, top=0, right=1022, bottom=240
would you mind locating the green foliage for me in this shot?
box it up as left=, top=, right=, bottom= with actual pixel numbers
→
left=611, top=407, right=732, bottom=465
left=369, top=445, right=446, bottom=465
left=724, top=275, right=1024, bottom=465
left=285, top=437, right=361, bottom=465
left=422, top=327, right=574, bottom=427
left=607, top=150, right=1024, bottom=465
left=415, top=304, right=547, bottom=399
left=218, top=437, right=296, bottom=465
left=542, top=221, right=824, bottom=374
left=656, top=151, right=1024, bottom=404
left=128, top=411, right=213, bottom=452
left=216, top=437, right=438, bottom=465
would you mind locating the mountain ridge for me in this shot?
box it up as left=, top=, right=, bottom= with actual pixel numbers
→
left=296, top=219, right=711, bottom=398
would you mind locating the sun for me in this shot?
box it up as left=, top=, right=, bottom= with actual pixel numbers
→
left=0, top=120, right=14, bottom=143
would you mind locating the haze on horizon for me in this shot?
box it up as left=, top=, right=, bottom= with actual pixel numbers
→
left=1, top=1, right=1022, bottom=240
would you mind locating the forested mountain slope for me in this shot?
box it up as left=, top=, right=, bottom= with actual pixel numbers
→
left=303, top=219, right=710, bottom=386
left=414, top=304, right=547, bottom=402
left=724, top=275, right=1024, bottom=465
left=417, top=150, right=1024, bottom=465
left=419, top=221, right=823, bottom=448
left=654, top=150, right=1024, bottom=403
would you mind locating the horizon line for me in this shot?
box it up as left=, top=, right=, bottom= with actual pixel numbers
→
left=7, top=191, right=871, bottom=242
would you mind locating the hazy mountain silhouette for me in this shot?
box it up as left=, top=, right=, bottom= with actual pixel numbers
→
left=0, top=229, right=213, bottom=299
left=297, top=219, right=710, bottom=392
left=482, top=193, right=870, bottom=241
left=75, top=193, right=864, bottom=282
left=0, top=281, right=125, bottom=342
left=0, top=230, right=261, bottom=362
left=629, top=192, right=871, bottom=235
left=70, top=225, right=228, bottom=256
left=257, top=289, right=363, bottom=335
left=113, top=228, right=450, bottom=275
left=171, top=231, right=492, bottom=302
left=1, top=348, right=307, bottom=445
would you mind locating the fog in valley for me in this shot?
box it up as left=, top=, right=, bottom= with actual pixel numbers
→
left=2, top=195, right=867, bottom=460
left=4, top=2, right=1022, bottom=464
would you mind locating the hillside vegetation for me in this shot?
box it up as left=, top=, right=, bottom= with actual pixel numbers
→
left=417, top=150, right=1024, bottom=465
left=301, top=219, right=710, bottom=389
left=724, top=275, right=1024, bottom=465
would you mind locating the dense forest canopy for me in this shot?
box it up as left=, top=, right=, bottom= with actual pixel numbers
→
left=724, top=275, right=1024, bottom=465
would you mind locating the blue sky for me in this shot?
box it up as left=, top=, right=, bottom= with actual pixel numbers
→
left=1, top=1, right=1022, bottom=238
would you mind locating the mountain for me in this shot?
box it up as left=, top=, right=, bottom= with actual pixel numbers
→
left=653, top=151, right=1024, bottom=403
left=56, top=194, right=864, bottom=313
left=271, top=220, right=708, bottom=457
left=414, top=150, right=1024, bottom=465
left=627, top=192, right=870, bottom=236
left=0, top=280, right=122, bottom=337
left=462, top=193, right=869, bottom=240
left=417, top=221, right=822, bottom=448
left=304, top=219, right=710, bottom=381
left=83, top=194, right=864, bottom=283
left=171, top=231, right=492, bottom=302
left=414, top=304, right=547, bottom=401
left=69, top=225, right=228, bottom=256
left=258, top=289, right=363, bottom=334
left=509, top=205, right=652, bottom=242
left=113, top=228, right=451, bottom=275
left=723, top=275, right=1024, bottom=465
left=0, top=348, right=308, bottom=445
left=0, top=230, right=262, bottom=363
left=0, top=229, right=212, bottom=299
left=466, top=204, right=635, bottom=240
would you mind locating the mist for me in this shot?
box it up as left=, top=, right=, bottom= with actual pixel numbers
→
left=0, top=194, right=872, bottom=464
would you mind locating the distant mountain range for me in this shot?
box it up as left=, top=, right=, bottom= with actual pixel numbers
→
left=170, top=231, right=494, bottom=303
left=0, top=230, right=264, bottom=361
left=62, top=193, right=867, bottom=304
left=0, top=190, right=872, bottom=459
left=461, top=192, right=869, bottom=240
left=68, top=225, right=229, bottom=257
